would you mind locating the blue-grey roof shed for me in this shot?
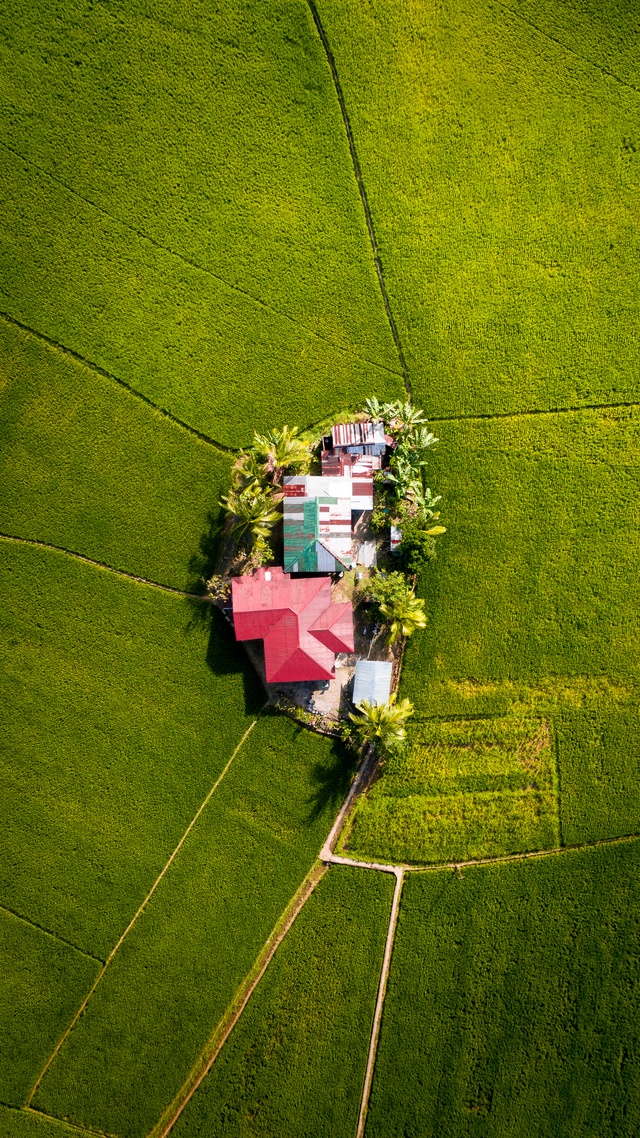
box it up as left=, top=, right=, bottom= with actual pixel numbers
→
left=352, top=659, right=393, bottom=707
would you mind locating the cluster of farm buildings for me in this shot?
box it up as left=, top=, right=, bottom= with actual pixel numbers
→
left=230, top=420, right=393, bottom=705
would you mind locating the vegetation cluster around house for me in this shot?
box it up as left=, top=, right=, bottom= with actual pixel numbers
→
left=1, top=0, right=639, bottom=1135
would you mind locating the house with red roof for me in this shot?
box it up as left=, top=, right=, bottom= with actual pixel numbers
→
left=230, top=566, right=354, bottom=683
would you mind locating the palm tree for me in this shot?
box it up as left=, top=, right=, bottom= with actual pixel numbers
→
left=252, top=425, right=310, bottom=482
left=379, top=591, right=427, bottom=645
left=349, top=695, right=414, bottom=755
left=220, top=484, right=281, bottom=543
left=232, top=450, right=265, bottom=493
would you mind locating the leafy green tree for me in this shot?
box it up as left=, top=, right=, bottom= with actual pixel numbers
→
left=362, top=571, right=427, bottom=644
left=252, top=425, right=310, bottom=482
left=220, top=484, right=281, bottom=543
left=348, top=695, right=414, bottom=755
left=379, top=590, right=427, bottom=645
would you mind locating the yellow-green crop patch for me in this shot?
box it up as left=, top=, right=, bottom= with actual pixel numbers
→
left=557, top=710, right=640, bottom=845
left=171, top=867, right=394, bottom=1138
left=366, top=842, right=640, bottom=1137
left=0, top=0, right=404, bottom=445
left=0, top=540, right=261, bottom=959
left=315, top=0, right=640, bottom=417
left=0, top=318, right=230, bottom=590
left=0, top=907, right=99, bottom=1106
left=340, top=717, right=559, bottom=864
left=34, top=715, right=352, bottom=1138
left=401, top=408, right=640, bottom=697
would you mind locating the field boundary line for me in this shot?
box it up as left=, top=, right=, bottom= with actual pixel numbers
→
left=0, top=140, right=403, bottom=383
left=0, top=310, right=235, bottom=454
left=494, top=1, right=640, bottom=97
left=306, top=0, right=411, bottom=393
left=22, top=1104, right=115, bottom=1138
left=356, top=867, right=404, bottom=1138
left=430, top=398, right=640, bottom=424
left=0, top=901, right=104, bottom=964
left=25, top=719, right=260, bottom=1108
left=331, top=829, right=640, bottom=877
left=0, top=532, right=211, bottom=600
left=148, top=861, right=328, bottom=1138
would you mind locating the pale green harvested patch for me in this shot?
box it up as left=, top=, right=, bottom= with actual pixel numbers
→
left=340, top=716, right=559, bottom=864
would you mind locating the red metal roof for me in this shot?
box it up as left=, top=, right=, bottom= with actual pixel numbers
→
left=231, top=567, right=354, bottom=683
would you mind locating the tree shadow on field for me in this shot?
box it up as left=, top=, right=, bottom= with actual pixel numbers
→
left=306, top=732, right=358, bottom=823
left=183, top=591, right=264, bottom=718
left=186, top=507, right=226, bottom=595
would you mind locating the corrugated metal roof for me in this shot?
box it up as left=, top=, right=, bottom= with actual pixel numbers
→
left=284, top=472, right=373, bottom=513
left=357, top=541, right=377, bottom=568
left=283, top=494, right=353, bottom=572
left=352, top=659, right=393, bottom=707
left=332, top=420, right=385, bottom=449
left=231, top=566, right=354, bottom=682
left=321, top=451, right=382, bottom=475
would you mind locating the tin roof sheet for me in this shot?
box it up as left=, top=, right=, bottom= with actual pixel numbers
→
left=352, top=659, right=393, bottom=707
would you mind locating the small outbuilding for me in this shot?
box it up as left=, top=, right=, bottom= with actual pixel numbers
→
left=331, top=420, right=389, bottom=456
left=352, top=659, right=393, bottom=707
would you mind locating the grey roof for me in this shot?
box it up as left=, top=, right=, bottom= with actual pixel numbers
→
left=353, top=659, right=393, bottom=707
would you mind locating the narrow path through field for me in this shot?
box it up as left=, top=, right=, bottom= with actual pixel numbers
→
left=23, top=1104, right=111, bottom=1138
left=430, top=398, right=640, bottom=424
left=149, top=862, right=328, bottom=1138
left=306, top=0, right=411, bottom=394
left=0, top=532, right=211, bottom=600
left=356, top=867, right=404, bottom=1138
left=25, top=719, right=260, bottom=1108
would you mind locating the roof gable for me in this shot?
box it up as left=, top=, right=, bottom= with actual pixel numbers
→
left=231, top=567, right=354, bottom=682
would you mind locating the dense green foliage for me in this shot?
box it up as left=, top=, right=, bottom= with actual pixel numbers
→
left=0, top=908, right=98, bottom=1105
left=0, top=541, right=261, bottom=958
left=342, top=716, right=558, bottom=863
left=317, top=0, right=640, bottom=417
left=172, top=867, right=393, bottom=1138
left=367, top=841, right=640, bottom=1137
left=0, top=0, right=403, bottom=445
left=34, top=714, right=350, bottom=1138
left=557, top=710, right=640, bottom=845
left=0, top=319, right=231, bottom=590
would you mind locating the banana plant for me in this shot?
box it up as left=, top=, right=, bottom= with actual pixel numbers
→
left=220, top=484, right=282, bottom=543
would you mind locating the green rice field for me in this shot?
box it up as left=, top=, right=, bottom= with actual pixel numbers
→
left=1, top=0, right=640, bottom=1134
